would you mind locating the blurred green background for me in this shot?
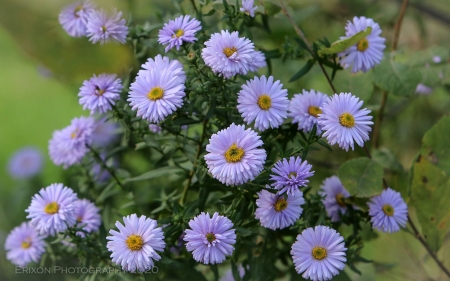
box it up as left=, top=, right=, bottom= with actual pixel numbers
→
left=0, top=0, right=449, bottom=280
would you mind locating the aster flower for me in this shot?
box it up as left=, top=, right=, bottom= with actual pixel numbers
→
left=240, top=0, right=258, bottom=17
left=158, top=15, right=202, bottom=52
left=247, top=50, right=266, bottom=72
left=4, top=222, right=46, bottom=267
left=58, top=0, right=95, bottom=37
left=86, top=9, right=128, bottom=45
left=202, top=30, right=258, bottom=78
left=270, top=156, right=314, bottom=195
left=138, top=55, right=186, bottom=83
left=26, top=183, right=78, bottom=236
left=149, top=124, right=162, bottom=133
left=415, top=83, right=433, bottom=95
left=338, top=16, right=386, bottom=73
left=255, top=188, right=305, bottom=230
left=319, top=176, right=350, bottom=222
left=184, top=212, right=236, bottom=264
left=237, top=75, right=289, bottom=131
left=318, top=93, right=373, bottom=151
left=368, top=188, right=407, bottom=233
left=289, top=89, right=328, bottom=134
left=48, top=116, right=95, bottom=168
left=91, top=116, right=120, bottom=147
left=205, top=123, right=266, bottom=186
left=74, top=199, right=101, bottom=237
left=107, top=214, right=165, bottom=272
left=291, top=226, right=347, bottom=281
left=8, top=147, right=43, bottom=179
left=78, top=73, right=122, bottom=114
left=128, top=68, right=186, bottom=123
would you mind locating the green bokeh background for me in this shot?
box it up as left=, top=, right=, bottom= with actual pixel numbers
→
left=0, top=0, right=449, bottom=280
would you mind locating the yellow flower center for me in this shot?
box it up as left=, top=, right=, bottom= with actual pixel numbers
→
left=335, top=193, right=346, bottom=207
left=308, top=106, right=322, bottom=117
left=76, top=216, right=83, bottom=222
left=172, top=29, right=184, bottom=38
left=312, top=246, right=327, bottom=260
left=257, top=94, right=272, bottom=110
left=205, top=233, right=216, bottom=243
left=225, top=144, right=245, bottom=163
left=339, top=112, right=355, bottom=128
left=95, top=86, right=106, bottom=96
left=274, top=198, right=288, bottom=212
left=288, top=172, right=297, bottom=179
left=44, top=202, right=59, bottom=214
left=126, top=234, right=144, bottom=251
left=70, top=129, right=79, bottom=139
left=357, top=38, right=369, bottom=52
left=101, top=25, right=107, bottom=33
left=21, top=240, right=32, bottom=249
left=382, top=204, right=395, bottom=216
left=147, top=87, right=164, bottom=101
left=223, top=47, right=237, bottom=58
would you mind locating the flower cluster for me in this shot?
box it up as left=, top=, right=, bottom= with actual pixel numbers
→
left=59, top=2, right=128, bottom=44
left=7, top=1, right=422, bottom=280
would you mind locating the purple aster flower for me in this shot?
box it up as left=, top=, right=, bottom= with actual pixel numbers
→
left=319, top=176, right=350, bottom=222
left=107, top=214, right=165, bottom=272
left=138, top=55, right=186, bottom=83
left=4, top=222, right=46, bottom=267
left=270, top=156, right=314, bottom=195
left=202, top=30, right=257, bottom=78
left=433, top=56, right=442, bottom=63
left=48, top=116, right=95, bottom=168
left=8, top=147, right=43, bottom=179
left=415, top=83, right=433, bottom=95
left=318, top=93, right=373, bottom=151
left=74, top=199, right=101, bottom=237
left=289, top=89, right=328, bottom=134
left=205, top=123, right=266, bottom=186
left=338, top=16, right=386, bottom=73
left=184, top=212, right=236, bottom=264
left=91, top=116, right=121, bottom=147
left=149, top=124, right=162, bottom=133
left=86, top=9, right=128, bottom=45
left=237, top=75, right=289, bottom=131
left=240, top=0, right=258, bottom=17
left=255, top=188, right=305, bottom=230
left=291, top=226, right=347, bottom=281
left=128, top=68, right=186, bottom=123
left=58, top=1, right=95, bottom=37
left=247, top=50, right=266, bottom=72
left=158, top=15, right=202, bottom=52
left=79, top=73, right=122, bottom=114
left=368, top=188, right=408, bottom=233
left=220, top=265, right=246, bottom=281
left=26, top=183, right=78, bottom=236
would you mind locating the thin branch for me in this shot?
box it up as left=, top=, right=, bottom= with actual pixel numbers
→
left=373, top=0, right=409, bottom=148
left=408, top=216, right=450, bottom=278
left=278, top=0, right=337, bottom=94
left=87, top=144, right=126, bottom=191
left=180, top=119, right=208, bottom=204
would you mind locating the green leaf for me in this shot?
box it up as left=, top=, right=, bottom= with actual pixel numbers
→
left=123, top=166, right=182, bottom=183
left=338, top=157, right=384, bottom=197
left=410, top=115, right=450, bottom=251
left=372, top=56, right=422, bottom=96
left=289, top=59, right=315, bottom=82
left=333, top=71, right=374, bottom=102
left=317, top=27, right=372, bottom=56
